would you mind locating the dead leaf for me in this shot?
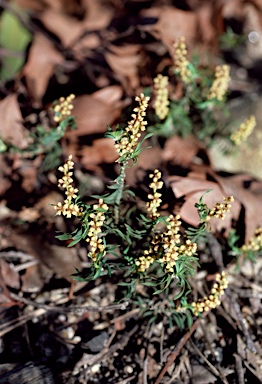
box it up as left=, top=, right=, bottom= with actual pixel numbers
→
left=22, top=33, right=64, bottom=102
left=162, top=136, right=202, bottom=165
left=126, top=143, right=162, bottom=186
left=0, top=95, right=28, bottom=149
left=80, top=138, right=118, bottom=171
left=39, top=10, right=83, bottom=47
left=81, top=0, right=114, bottom=31
left=66, top=86, right=123, bottom=137
left=141, top=7, right=197, bottom=54
left=0, top=259, right=20, bottom=290
left=105, top=45, right=142, bottom=92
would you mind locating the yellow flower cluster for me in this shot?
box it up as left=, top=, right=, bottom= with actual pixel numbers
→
left=86, top=199, right=108, bottom=261
left=191, top=271, right=228, bottom=315
left=54, top=155, right=82, bottom=218
left=205, top=196, right=234, bottom=221
left=241, top=227, right=262, bottom=253
left=178, top=239, right=197, bottom=256
left=173, top=37, right=191, bottom=83
left=230, top=115, right=256, bottom=146
left=208, top=65, right=230, bottom=101
left=146, top=169, right=163, bottom=219
left=115, top=93, right=150, bottom=156
left=136, top=237, right=159, bottom=272
left=159, top=214, right=182, bottom=273
left=53, top=94, right=75, bottom=123
left=153, top=74, right=170, bottom=120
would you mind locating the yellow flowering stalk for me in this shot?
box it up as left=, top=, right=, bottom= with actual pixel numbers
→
left=86, top=199, right=109, bottom=262
left=146, top=169, right=163, bottom=219
left=230, top=115, right=256, bottom=146
left=241, top=227, right=262, bottom=253
left=54, top=155, right=82, bottom=218
left=53, top=94, right=75, bottom=123
left=208, top=65, right=230, bottom=101
left=159, top=214, right=181, bottom=273
left=205, top=196, right=234, bottom=221
left=114, top=93, right=150, bottom=158
left=173, top=36, right=191, bottom=83
left=153, top=74, right=170, bottom=120
left=191, top=271, right=228, bottom=315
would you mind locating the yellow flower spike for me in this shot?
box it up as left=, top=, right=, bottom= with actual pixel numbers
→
left=115, top=93, right=150, bottom=157
left=203, top=196, right=234, bottom=222
left=146, top=169, right=163, bottom=219
left=208, top=65, right=230, bottom=101
left=173, top=37, right=191, bottom=83
left=153, top=74, right=170, bottom=120
left=230, top=115, right=256, bottom=146
left=53, top=94, right=75, bottom=123
left=54, top=156, right=83, bottom=218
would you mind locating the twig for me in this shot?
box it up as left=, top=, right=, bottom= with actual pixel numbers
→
left=206, top=233, right=224, bottom=270
left=143, top=323, right=155, bottom=384
left=234, top=353, right=245, bottom=384
left=80, top=324, right=139, bottom=375
left=189, top=339, right=228, bottom=384
left=10, top=292, right=129, bottom=313
left=229, top=293, right=257, bottom=354
left=154, top=316, right=204, bottom=384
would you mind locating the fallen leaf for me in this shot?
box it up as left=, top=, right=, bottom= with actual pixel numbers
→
left=105, top=45, right=142, bottom=92
left=66, top=86, right=123, bottom=137
left=141, top=7, right=197, bottom=54
left=162, top=135, right=202, bottom=165
left=22, top=33, right=64, bottom=102
left=80, top=138, right=118, bottom=171
left=0, top=94, right=28, bottom=149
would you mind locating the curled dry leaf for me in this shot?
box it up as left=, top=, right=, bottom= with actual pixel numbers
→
left=105, top=45, right=142, bottom=92
left=0, top=94, right=28, bottom=149
left=22, top=33, right=64, bottom=102
left=66, top=86, right=123, bottom=137
left=162, top=135, right=203, bottom=165
left=80, top=138, right=118, bottom=171
left=141, top=6, right=197, bottom=54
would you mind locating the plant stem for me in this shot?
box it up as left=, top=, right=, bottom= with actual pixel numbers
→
left=114, top=161, right=127, bottom=224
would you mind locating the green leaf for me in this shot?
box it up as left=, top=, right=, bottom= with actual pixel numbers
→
left=0, top=7, right=32, bottom=81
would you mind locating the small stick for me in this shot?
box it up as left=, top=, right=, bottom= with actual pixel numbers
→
left=154, top=316, right=204, bottom=384
left=234, top=353, right=245, bottom=384
left=10, top=292, right=129, bottom=313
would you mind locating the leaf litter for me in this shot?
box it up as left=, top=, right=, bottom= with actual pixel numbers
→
left=0, top=0, right=262, bottom=383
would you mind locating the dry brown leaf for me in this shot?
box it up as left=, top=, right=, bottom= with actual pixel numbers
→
left=81, top=0, right=114, bottom=31
left=0, top=259, right=20, bottom=290
left=0, top=95, right=28, bottom=149
left=80, top=138, right=118, bottom=171
left=22, top=33, right=64, bottom=101
left=141, top=7, right=197, bottom=54
left=8, top=231, right=81, bottom=281
left=162, top=136, right=202, bottom=165
left=66, top=86, right=123, bottom=137
left=126, top=143, right=162, bottom=186
left=21, top=263, right=53, bottom=293
left=39, top=10, right=83, bottom=47
left=105, top=45, right=142, bottom=92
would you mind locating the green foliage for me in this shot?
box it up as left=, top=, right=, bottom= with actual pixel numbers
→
left=53, top=105, right=230, bottom=329
left=0, top=6, right=32, bottom=81
left=149, top=51, right=233, bottom=146
left=219, top=27, right=246, bottom=51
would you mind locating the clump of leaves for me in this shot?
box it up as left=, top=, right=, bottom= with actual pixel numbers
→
left=53, top=93, right=234, bottom=328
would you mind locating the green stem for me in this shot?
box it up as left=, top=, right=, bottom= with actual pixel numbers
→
left=114, top=161, right=127, bottom=224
